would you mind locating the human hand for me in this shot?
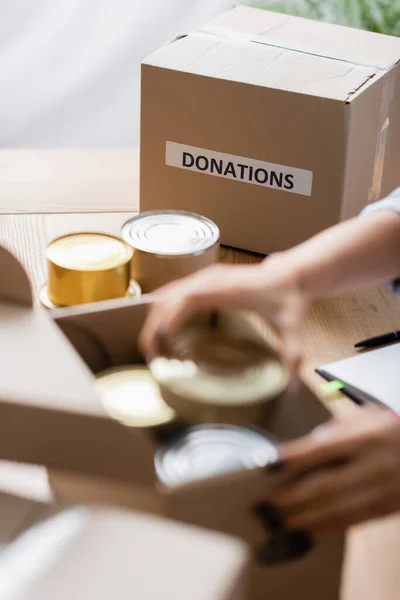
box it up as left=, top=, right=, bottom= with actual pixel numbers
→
left=267, top=408, right=400, bottom=537
left=139, top=255, right=309, bottom=370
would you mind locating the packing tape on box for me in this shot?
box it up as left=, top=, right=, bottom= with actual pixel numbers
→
left=194, top=17, right=399, bottom=217
left=198, top=23, right=396, bottom=206
left=369, top=68, right=397, bottom=204
left=197, top=26, right=255, bottom=43
left=197, top=25, right=391, bottom=70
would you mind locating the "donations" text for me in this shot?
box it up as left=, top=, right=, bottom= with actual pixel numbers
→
left=165, top=141, right=313, bottom=197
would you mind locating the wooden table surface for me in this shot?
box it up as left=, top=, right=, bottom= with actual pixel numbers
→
left=1, top=149, right=400, bottom=599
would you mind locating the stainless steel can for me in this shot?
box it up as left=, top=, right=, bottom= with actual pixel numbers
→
left=155, top=424, right=278, bottom=486
left=121, top=210, right=220, bottom=292
left=149, top=310, right=289, bottom=425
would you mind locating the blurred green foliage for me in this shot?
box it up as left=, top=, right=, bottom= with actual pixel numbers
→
left=252, top=0, right=400, bottom=35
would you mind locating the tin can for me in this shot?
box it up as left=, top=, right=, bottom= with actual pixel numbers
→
left=94, top=365, right=176, bottom=428
left=155, top=424, right=278, bottom=486
left=44, top=233, right=137, bottom=307
left=149, top=310, right=289, bottom=425
left=121, top=211, right=220, bottom=292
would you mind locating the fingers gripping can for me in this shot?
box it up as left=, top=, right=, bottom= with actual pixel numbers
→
left=155, top=424, right=313, bottom=565
left=121, top=210, right=220, bottom=292
left=149, top=311, right=290, bottom=425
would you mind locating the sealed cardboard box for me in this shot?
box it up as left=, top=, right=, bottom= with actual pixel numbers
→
left=0, top=244, right=344, bottom=600
left=140, top=5, right=400, bottom=254
left=0, top=498, right=249, bottom=600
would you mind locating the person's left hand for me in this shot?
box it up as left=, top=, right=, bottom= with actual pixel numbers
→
left=267, top=408, right=400, bottom=537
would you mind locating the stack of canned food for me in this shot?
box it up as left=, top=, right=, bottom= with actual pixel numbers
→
left=40, top=210, right=220, bottom=308
left=94, top=310, right=289, bottom=483
left=93, top=308, right=308, bottom=564
left=41, top=209, right=288, bottom=484
left=41, top=208, right=309, bottom=562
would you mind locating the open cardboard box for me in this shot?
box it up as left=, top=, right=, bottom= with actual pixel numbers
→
left=0, top=494, right=249, bottom=600
left=0, top=245, right=344, bottom=599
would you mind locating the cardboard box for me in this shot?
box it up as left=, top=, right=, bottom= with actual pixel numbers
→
left=140, top=5, right=400, bottom=254
left=0, top=492, right=55, bottom=547
left=0, top=498, right=249, bottom=600
left=0, top=244, right=344, bottom=600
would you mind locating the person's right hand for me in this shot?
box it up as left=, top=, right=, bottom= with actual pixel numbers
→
left=139, top=254, right=310, bottom=370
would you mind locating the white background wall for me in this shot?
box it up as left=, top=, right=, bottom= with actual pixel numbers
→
left=0, top=0, right=235, bottom=147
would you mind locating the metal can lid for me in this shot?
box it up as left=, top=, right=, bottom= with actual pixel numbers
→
left=95, top=366, right=176, bottom=428
left=155, top=424, right=278, bottom=486
left=150, top=327, right=288, bottom=411
left=121, top=211, right=220, bottom=256
left=47, top=233, right=133, bottom=271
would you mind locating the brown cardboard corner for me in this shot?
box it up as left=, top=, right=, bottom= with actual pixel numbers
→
left=0, top=245, right=101, bottom=424
left=163, top=453, right=344, bottom=600
left=143, top=32, right=190, bottom=68
left=0, top=246, right=32, bottom=306
left=0, top=491, right=53, bottom=545
left=341, top=66, right=398, bottom=220
left=52, top=294, right=153, bottom=370
left=345, top=72, right=377, bottom=103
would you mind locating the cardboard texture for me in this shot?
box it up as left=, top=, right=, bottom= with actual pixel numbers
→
left=0, top=501, right=249, bottom=600
left=140, top=5, right=400, bottom=254
left=0, top=244, right=344, bottom=599
left=0, top=492, right=53, bottom=548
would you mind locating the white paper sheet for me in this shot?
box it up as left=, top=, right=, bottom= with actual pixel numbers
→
left=319, top=343, right=400, bottom=413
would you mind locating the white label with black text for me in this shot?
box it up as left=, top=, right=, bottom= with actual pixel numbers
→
left=166, top=142, right=313, bottom=197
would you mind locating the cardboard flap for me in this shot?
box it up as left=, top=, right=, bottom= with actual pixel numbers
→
left=0, top=246, right=83, bottom=410
left=205, top=6, right=400, bottom=70
left=145, top=29, right=378, bottom=102
left=0, top=246, right=32, bottom=306
left=164, top=377, right=332, bottom=536
left=52, top=295, right=152, bottom=371
left=166, top=467, right=343, bottom=600
left=0, top=292, right=157, bottom=483
left=20, top=508, right=248, bottom=600
left=145, top=5, right=400, bottom=101
left=165, top=467, right=269, bottom=543
left=0, top=304, right=100, bottom=415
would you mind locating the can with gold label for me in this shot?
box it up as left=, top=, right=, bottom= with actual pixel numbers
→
left=149, top=311, right=289, bottom=425
left=41, top=232, right=140, bottom=308
left=95, top=365, right=176, bottom=428
left=121, top=211, right=220, bottom=293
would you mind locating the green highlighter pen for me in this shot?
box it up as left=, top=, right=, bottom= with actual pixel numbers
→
left=316, top=369, right=386, bottom=408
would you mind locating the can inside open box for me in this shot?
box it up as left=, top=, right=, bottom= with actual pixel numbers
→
left=149, top=310, right=290, bottom=425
